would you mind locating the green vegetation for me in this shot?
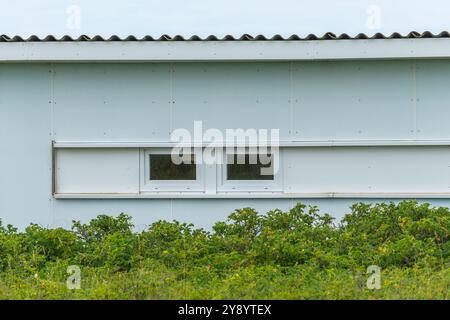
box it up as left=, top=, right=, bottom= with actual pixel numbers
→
left=0, top=200, right=449, bottom=299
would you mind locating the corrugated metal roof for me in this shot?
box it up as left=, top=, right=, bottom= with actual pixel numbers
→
left=1, top=31, right=450, bottom=42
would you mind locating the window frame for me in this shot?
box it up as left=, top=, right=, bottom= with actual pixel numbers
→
left=217, top=147, right=282, bottom=192
left=140, top=148, right=205, bottom=192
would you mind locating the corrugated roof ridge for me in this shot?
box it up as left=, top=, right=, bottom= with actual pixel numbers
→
left=0, top=31, right=449, bottom=42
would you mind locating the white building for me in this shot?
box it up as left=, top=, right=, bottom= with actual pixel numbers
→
left=2, top=32, right=450, bottom=229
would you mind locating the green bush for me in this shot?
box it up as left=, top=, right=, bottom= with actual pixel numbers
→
left=340, top=201, right=450, bottom=268
left=0, top=200, right=449, bottom=299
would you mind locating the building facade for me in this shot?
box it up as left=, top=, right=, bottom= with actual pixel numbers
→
left=2, top=33, right=450, bottom=229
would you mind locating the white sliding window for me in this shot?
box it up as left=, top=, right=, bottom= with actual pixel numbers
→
left=140, top=148, right=204, bottom=192
left=217, top=148, right=282, bottom=192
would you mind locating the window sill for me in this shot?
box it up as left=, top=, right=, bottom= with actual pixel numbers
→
left=53, top=192, right=450, bottom=199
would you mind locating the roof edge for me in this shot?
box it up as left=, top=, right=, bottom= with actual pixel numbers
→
left=2, top=37, right=450, bottom=62
left=0, top=31, right=449, bottom=42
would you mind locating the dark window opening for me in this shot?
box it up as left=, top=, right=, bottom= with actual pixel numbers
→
left=150, top=154, right=196, bottom=180
left=226, top=153, right=274, bottom=180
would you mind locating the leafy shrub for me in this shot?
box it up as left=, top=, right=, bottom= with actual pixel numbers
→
left=72, top=213, right=134, bottom=243
left=0, top=201, right=449, bottom=299
left=70, top=213, right=135, bottom=270
left=340, top=201, right=450, bottom=267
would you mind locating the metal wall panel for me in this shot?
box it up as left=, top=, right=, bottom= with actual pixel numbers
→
left=50, top=199, right=293, bottom=231
left=284, top=146, right=450, bottom=193
left=416, top=60, right=450, bottom=139
left=50, top=199, right=174, bottom=231
left=56, top=148, right=140, bottom=193
left=53, top=64, right=172, bottom=141
left=292, top=60, right=415, bottom=140
left=172, top=62, right=291, bottom=140
left=0, top=64, right=53, bottom=227
left=47, top=198, right=450, bottom=231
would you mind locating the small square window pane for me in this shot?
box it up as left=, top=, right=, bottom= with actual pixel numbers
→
left=150, top=154, right=196, bottom=180
left=227, top=153, right=274, bottom=180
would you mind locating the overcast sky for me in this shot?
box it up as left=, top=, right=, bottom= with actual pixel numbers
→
left=0, top=0, right=449, bottom=38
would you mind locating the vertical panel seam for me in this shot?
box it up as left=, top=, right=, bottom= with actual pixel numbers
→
left=138, top=148, right=142, bottom=195
left=49, top=62, right=55, bottom=226
left=288, top=62, right=293, bottom=195
left=289, top=61, right=294, bottom=138
left=412, top=60, right=417, bottom=139
left=50, top=63, right=55, bottom=139
left=169, top=62, right=174, bottom=135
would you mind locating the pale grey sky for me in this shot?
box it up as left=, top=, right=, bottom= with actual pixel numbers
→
left=0, top=0, right=448, bottom=38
